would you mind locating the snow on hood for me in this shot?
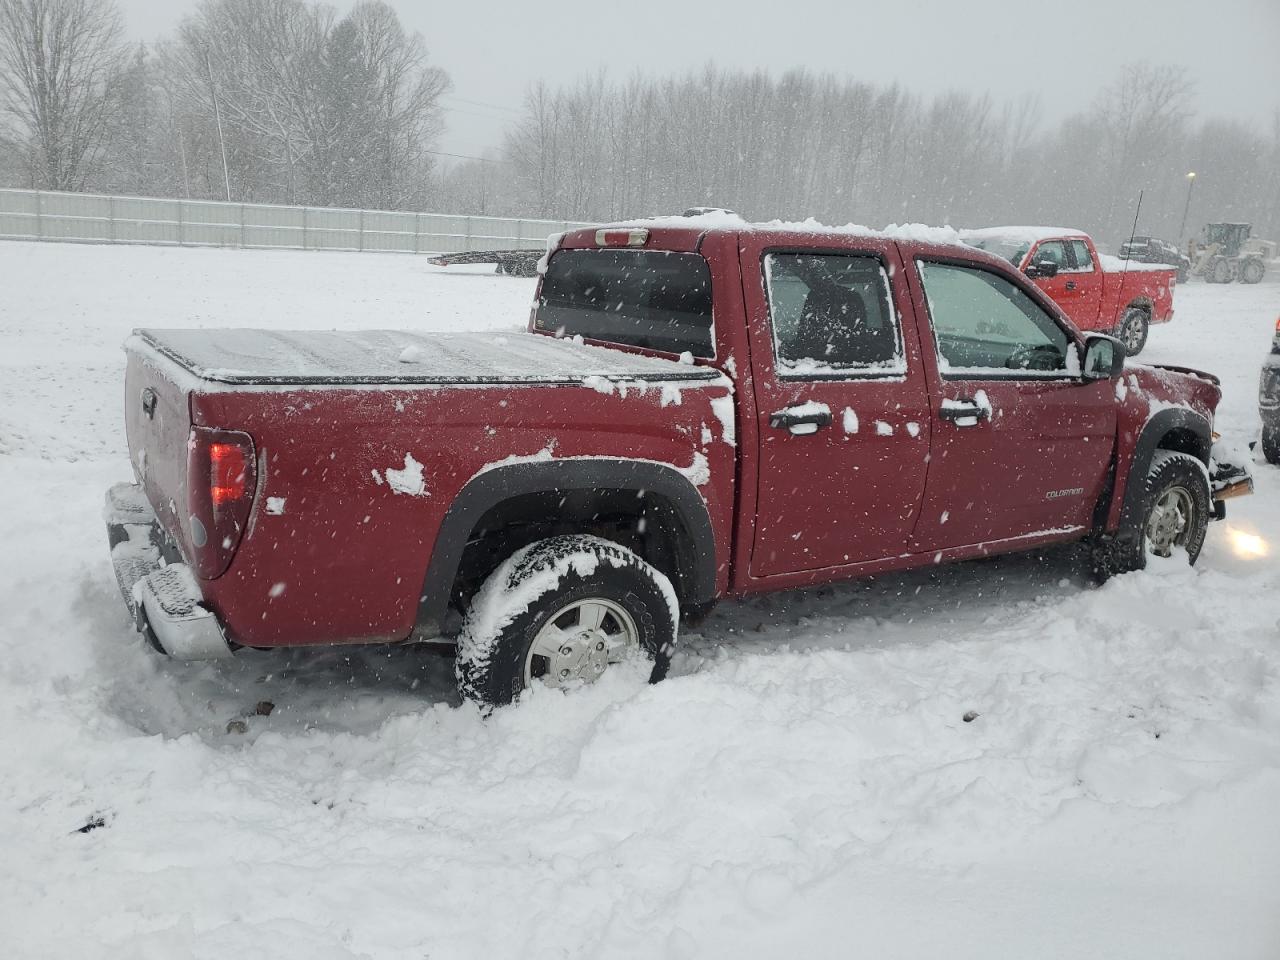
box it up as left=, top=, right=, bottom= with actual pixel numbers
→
left=133, top=329, right=720, bottom=386
left=1124, top=362, right=1221, bottom=420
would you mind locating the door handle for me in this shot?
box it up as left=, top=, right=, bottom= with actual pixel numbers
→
left=938, top=399, right=988, bottom=426
left=770, top=406, right=833, bottom=435
left=1065, top=280, right=1077, bottom=291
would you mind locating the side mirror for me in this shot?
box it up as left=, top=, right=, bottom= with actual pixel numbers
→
left=1082, top=333, right=1126, bottom=381
left=1025, top=259, right=1059, bottom=279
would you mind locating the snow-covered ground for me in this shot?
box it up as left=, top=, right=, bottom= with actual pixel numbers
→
left=2, top=240, right=1279, bottom=959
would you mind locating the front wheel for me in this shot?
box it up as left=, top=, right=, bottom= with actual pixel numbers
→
left=1089, top=451, right=1210, bottom=580
left=1262, top=425, right=1280, bottom=465
left=1117, top=307, right=1149, bottom=355
left=455, top=535, right=677, bottom=706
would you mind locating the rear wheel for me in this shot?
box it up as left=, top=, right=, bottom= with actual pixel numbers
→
left=1117, top=307, right=1149, bottom=355
left=1240, top=259, right=1265, bottom=284
left=455, top=535, right=677, bottom=706
left=1089, top=451, right=1210, bottom=580
left=1262, top=425, right=1280, bottom=465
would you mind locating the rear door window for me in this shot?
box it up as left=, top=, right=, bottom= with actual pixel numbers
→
left=536, top=249, right=714, bottom=358
left=764, top=252, right=903, bottom=375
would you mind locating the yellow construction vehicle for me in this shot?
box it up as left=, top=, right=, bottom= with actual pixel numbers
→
left=1188, top=222, right=1274, bottom=284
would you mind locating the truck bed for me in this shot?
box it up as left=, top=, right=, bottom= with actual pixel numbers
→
left=134, top=328, right=717, bottom=385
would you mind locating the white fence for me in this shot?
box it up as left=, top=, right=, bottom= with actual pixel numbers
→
left=0, top=188, right=592, bottom=255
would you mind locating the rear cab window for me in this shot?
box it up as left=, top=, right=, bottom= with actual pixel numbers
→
left=535, top=249, right=714, bottom=358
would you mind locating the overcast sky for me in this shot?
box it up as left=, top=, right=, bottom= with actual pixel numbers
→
left=117, top=0, right=1280, bottom=162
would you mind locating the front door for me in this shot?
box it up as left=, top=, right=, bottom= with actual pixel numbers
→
left=743, top=237, right=932, bottom=577
left=1026, top=238, right=1072, bottom=300
left=906, top=257, right=1116, bottom=552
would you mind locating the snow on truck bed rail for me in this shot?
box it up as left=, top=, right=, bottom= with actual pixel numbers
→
left=133, top=328, right=719, bottom=385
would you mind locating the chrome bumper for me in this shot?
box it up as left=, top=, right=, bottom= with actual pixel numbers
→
left=105, top=482, right=233, bottom=660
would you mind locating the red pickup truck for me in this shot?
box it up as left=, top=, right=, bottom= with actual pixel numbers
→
left=106, top=215, right=1251, bottom=706
left=961, top=227, right=1176, bottom=355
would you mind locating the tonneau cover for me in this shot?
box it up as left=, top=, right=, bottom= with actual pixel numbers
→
left=134, top=328, right=718, bottom=385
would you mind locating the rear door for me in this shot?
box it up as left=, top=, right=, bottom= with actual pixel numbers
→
left=904, top=254, right=1116, bottom=551
left=741, top=235, right=931, bottom=577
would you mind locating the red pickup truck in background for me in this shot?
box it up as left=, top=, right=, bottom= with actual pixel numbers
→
left=106, top=213, right=1251, bottom=708
left=962, top=227, right=1176, bottom=355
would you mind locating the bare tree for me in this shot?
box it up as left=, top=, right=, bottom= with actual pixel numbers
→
left=0, top=0, right=124, bottom=190
left=158, top=0, right=447, bottom=207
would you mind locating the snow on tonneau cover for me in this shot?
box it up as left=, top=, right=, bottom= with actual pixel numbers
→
left=132, top=328, right=717, bottom=385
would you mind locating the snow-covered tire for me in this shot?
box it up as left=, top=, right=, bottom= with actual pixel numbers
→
left=1209, top=257, right=1232, bottom=284
left=1262, top=425, right=1280, bottom=465
left=1116, top=307, right=1149, bottom=355
left=1090, top=451, right=1210, bottom=580
left=1240, top=259, right=1265, bottom=284
left=455, top=535, right=678, bottom=706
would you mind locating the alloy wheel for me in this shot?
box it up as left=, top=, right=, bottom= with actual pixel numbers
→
left=524, top=597, right=640, bottom=687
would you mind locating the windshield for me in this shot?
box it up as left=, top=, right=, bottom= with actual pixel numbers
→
left=964, top=236, right=1031, bottom=266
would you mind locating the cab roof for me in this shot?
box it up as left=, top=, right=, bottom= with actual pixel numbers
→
left=559, top=211, right=984, bottom=258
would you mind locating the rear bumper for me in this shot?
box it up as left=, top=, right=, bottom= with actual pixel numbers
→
left=105, top=482, right=233, bottom=660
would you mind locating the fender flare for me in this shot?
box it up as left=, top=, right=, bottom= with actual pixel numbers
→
left=414, top=458, right=718, bottom=635
left=1116, top=407, right=1212, bottom=533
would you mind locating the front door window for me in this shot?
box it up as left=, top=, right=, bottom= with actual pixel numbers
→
left=917, top=260, right=1070, bottom=374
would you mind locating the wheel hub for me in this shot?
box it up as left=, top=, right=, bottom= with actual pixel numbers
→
left=526, top=598, right=638, bottom=688
left=1146, top=485, right=1193, bottom=558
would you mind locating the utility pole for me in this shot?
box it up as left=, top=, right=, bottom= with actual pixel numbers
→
left=205, top=48, right=232, bottom=202
left=1178, top=171, right=1196, bottom=242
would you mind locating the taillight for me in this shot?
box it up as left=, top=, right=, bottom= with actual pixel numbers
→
left=595, top=228, right=648, bottom=247
left=210, top=442, right=249, bottom=505
left=187, top=427, right=256, bottom=578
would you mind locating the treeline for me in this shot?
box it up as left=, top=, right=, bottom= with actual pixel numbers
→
left=1, top=0, right=1278, bottom=245
left=447, top=64, right=1280, bottom=245
left=0, top=0, right=447, bottom=209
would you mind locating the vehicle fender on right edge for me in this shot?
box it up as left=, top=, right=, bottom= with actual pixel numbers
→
left=1114, top=406, right=1212, bottom=535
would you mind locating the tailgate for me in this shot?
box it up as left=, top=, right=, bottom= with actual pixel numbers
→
left=124, top=339, right=194, bottom=555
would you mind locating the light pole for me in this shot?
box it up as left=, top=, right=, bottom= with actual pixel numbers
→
left=1178, top=171, right=1196, bottom=243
